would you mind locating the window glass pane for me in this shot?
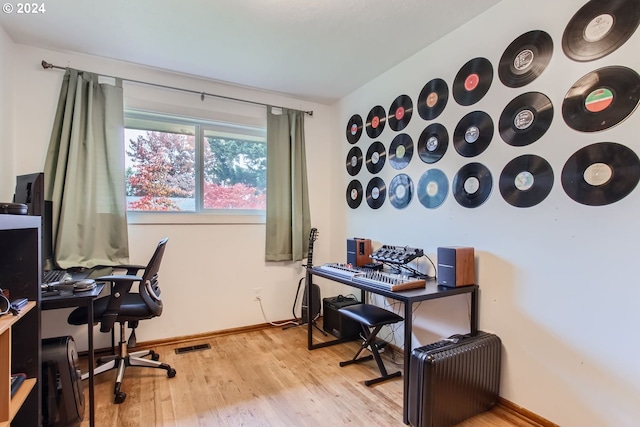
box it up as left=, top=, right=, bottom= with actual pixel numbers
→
left=203, top=131, right=267, bottom=210
left=124, top=110, right=266, bottom=215
left=125, top=129, right=196, bottom=212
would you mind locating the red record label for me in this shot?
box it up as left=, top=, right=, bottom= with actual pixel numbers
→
left=396, top=106, right=405, bottom=120
left=426, top=92, right=438, bottom=108
left=372, top=116, right=380, bottom=128
left=465, top=74, right=480, bottom=91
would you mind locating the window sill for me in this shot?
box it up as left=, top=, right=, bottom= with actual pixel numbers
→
left=127, top=211, right=266, bottom=225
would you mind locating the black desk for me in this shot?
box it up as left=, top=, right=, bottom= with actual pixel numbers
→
left=41, top=282, right=105, bottom=427
left=306, top=267, right=479, bottom=425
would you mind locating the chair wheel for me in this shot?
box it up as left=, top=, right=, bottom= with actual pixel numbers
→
left=167, top=368, right=177, bottom=378
left=151, top=352, right=160, bottom=361
left=115, top=391, right=127, bottom=404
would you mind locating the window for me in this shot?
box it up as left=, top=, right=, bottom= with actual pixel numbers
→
left=124, top=111, right=267, bottom=213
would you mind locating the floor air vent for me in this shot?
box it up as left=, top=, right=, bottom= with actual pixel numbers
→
left=175, top=343, right=211, bottom=354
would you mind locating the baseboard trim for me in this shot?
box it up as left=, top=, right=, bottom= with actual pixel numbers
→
left=84, top=321, right=286, bottom=356
left=498, top=398, right=560, bottom=427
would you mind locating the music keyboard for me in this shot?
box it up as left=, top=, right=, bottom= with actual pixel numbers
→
left=316, top=263, right=364, bottom=279
left=316, top=263, right=426, bottom=291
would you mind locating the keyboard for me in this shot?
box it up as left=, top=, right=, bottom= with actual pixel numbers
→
left=43, top=269, right=71, bottom=284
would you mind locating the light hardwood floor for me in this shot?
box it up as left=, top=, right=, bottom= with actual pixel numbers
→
left=78, top=326, right=546, bottom=427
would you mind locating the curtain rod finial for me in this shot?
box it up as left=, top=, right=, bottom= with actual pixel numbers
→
left=41, top=60, right=53, bottom=69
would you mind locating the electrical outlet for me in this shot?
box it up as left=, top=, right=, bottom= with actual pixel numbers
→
left=253, top=287, right=262, bottom=301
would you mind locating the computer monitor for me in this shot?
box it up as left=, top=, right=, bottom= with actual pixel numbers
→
left=13, top=173, right=54, bottom=269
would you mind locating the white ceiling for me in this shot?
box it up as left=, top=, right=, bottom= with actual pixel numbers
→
left=0, top=0, right=501, bottom=104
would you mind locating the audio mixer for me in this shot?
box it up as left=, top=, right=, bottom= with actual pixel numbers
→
left=317, top=263, right=425, bottom=291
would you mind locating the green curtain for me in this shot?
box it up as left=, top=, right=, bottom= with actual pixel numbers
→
left=44, top=69, right=129, bottom=269
left=265, top=107, right=311, bottom=261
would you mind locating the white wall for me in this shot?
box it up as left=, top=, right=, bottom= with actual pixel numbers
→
left=335, top=1, right=640, bottom=426
left=3, top=43, right=342, bottom=355
left=0, top=25, right=14, bottom=197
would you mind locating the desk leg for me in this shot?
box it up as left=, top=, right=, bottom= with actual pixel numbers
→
left=471, top=288, right=478, bottom=334
left=87, top=301, right=95, bottom=427
left=305, top=269, right=313, bottom=350
left=402, top=302, right=412, bottom=425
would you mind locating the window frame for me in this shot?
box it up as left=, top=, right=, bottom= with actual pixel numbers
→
left=124, top=109, right=267, bottom=224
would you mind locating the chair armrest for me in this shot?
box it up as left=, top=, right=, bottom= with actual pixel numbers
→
left=109, top=264, right=147, bottom=275
left=100, top=298, right=122, bottom=333
left=97, top=275, right=142, bottom=333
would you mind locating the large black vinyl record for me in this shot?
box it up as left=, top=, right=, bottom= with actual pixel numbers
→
left=366, top=105, right=387, bottom=138
left=366, top=141, right=386, bottom=174
left=561, top=142, right=640, bottom=206
left=346, top=180, right=364, bottom=209
left=453, top=111, right=494, bottom=157
left=346, top=146, right=363, bottom=176
left=417, top=168, right=449, bottom=209
left=346, top=114, right=363, bottom=144
left=499, top=92, right=554, bottom=147
left=388, top=95, right=413, bottom=131
left=562, top=66, right=640, bottom=132
left=499, top=30, right=553, bottom=88
left=499, top=154, right=554, bottom=208
left=388, top=133, right=414, bottom=170
left=366, top=177, right=387, bottom=209
left=389, top=174, right=414, bottom=209
left=562, top=0, right=640, bottom=62
left=453, top=162, right=493, bottom=208
left=417, top=78, right=449, bottom=120
left=417, top=123, right=449, bottom=164
left=453, top=57, right=493, bottom=106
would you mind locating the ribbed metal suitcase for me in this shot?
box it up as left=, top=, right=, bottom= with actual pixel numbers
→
left=408, top=331, right=501, bottom=427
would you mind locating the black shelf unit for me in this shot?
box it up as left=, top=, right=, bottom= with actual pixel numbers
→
left=0, top=214, right=42, bottom=426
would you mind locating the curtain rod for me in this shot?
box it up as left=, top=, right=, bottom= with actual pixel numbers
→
left=41, top=60, right=313, bottom=116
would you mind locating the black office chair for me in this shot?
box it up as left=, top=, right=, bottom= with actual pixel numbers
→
left=338, top=304, right=403, bottom=386
left=68, top=238, right=176, bottom=403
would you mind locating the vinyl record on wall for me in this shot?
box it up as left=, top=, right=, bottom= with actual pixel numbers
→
left=346, top=179, right=364, bottom=209
left=452, top=57, right=494, bottom=106
left=562, top=66, right=640, bottom=132
left=417, top=168, right=449, bottom=209
left=346, top=114, right=363, bottom=144
left=561, top=142, right=640, bottom=206
left=417, top=123, right=449, bottom=164
left=388, top=94, right=413, bottom=131
left=499, top=154, right=554, bottom=208
left=365, top=141, right=386, bottom=174
left=453, top=162, right=493, bottom=208
left=389, top=174, right=414, bottom=209
left=417, top=78, right=449, bottom=120
left=453, top=111, right=494, bottom=157
left=388, top=133, right=414, bottom=170
left=366, top=105, right=387, bottom=138
left=366, top=177, right=387, bottom=209
left=499, top=92, right=554, bottom=147
left=562, top=0, right=640, bottom=62
left=499, top=30, right=553, bottom=88
left=346, top=146, right=363, bottom=176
